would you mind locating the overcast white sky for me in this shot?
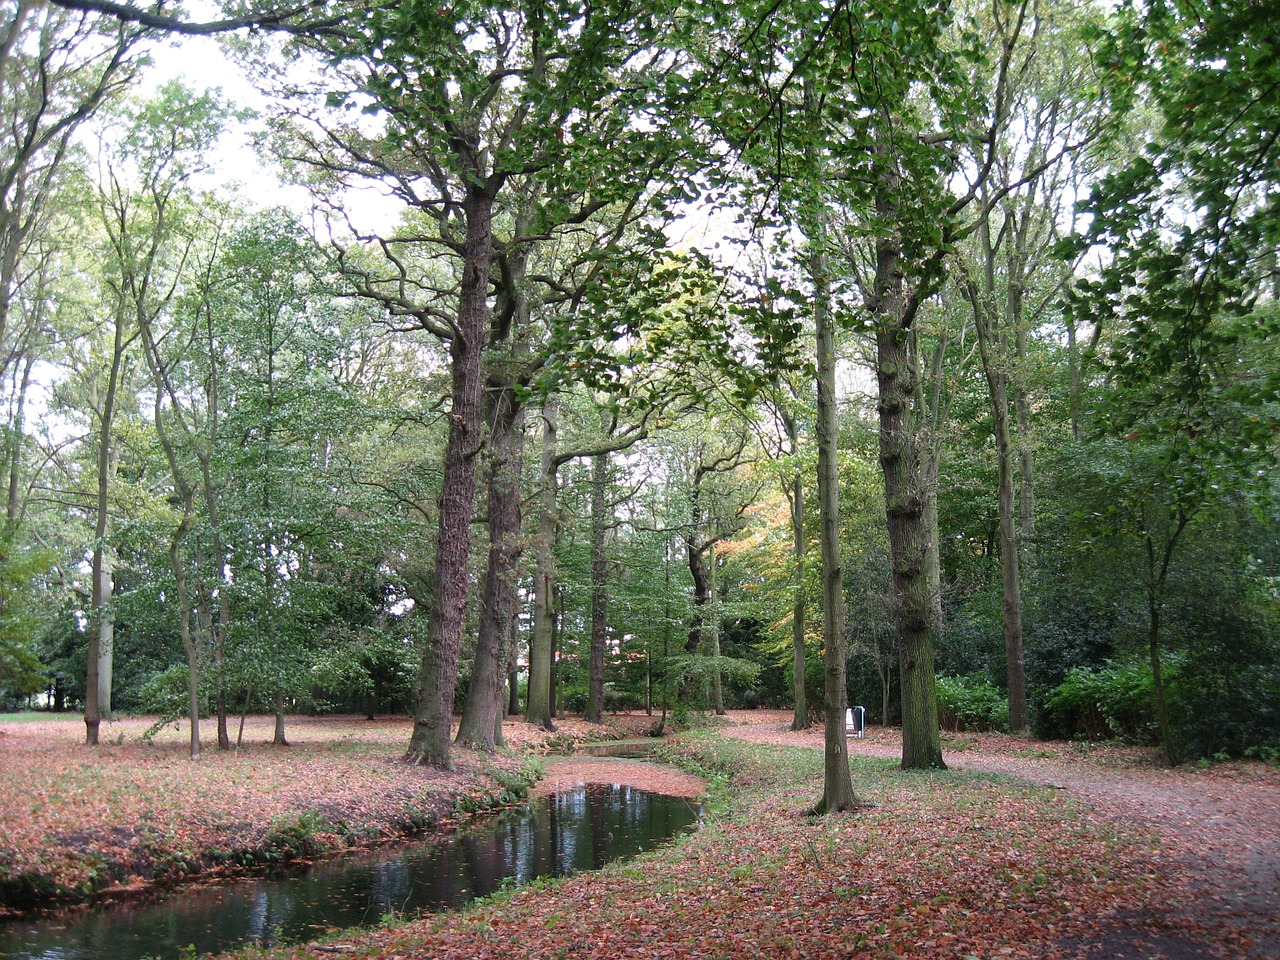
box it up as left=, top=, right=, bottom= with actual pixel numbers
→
left=142, top=28, right=404, bottom=233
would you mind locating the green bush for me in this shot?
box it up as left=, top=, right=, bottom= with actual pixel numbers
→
left=1044, top=660, right=1162, bottom=743
left=935, top=673, right=1009, bottom=732
left=136, top=664, right=196, bottom=730
left=1176, top=659, right=1280, bottom=760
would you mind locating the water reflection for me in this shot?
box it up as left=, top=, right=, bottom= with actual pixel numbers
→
left=0, top=784, right=699, bottom=960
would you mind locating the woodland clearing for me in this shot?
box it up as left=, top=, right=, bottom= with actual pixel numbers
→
left=1, top=711, right=1277, bottom=959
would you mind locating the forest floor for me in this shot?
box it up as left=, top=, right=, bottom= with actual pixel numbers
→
left=722, top=711, right=1280, bottom=959
left=2, top=710, right=1277, bottom=959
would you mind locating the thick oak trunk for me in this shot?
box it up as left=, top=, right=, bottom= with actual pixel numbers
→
left=871, top=144, right=945, bottom=772
left=456, top=383, right=524, bottom=750
left=876, top=322, right=946, bottom=770
left=406, top=186, right=493, bottom=767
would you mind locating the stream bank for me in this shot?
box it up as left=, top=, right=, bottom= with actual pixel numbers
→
left=0, top=713, right=671, bottom=917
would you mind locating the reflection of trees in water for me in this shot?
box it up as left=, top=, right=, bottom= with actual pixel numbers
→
left=0, top=788, right=700, bottom=960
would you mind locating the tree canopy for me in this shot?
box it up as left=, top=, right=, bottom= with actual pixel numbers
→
left=2, top=0, right=1277, bottom=784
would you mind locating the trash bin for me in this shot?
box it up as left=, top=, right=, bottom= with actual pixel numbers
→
left=845, top=706, right=866, bottom=738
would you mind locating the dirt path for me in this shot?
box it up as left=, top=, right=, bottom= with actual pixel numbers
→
left=715, top=711, right=1280, bottom=959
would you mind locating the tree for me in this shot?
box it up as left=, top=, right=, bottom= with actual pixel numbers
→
left=949, top=0, right=1114, bottom=733
left=811, top=211, right=858, bottom=808
left=453, top=320, right=526, bottom=748
left=230, top=0, right=700, bottom=766
left=213, top=208, right=362, bottom=747
left=1076, top=0, right=1280, bottom=419
left=106, top=83, right=241, bottom=756
left=701, top=0, right=978, bottom=773
left=1064, top=0, right=1280, bottom=761
left=0, top=13, right=145, bottom=709
left=78, top=81, right=232, bottom=743
left=524, top=390, right=656, bottom=729
left=0, top=0, right=143, bottom=377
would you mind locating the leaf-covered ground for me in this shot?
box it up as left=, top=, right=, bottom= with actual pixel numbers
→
left=222, top=731, right=1172, bottom=960
left=723, top=712, right=1280, bottom=959
left=3, top=710, right=1277, bottom=959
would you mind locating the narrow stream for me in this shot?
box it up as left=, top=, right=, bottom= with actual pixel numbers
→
left=0, top=783, right=700, bottom=960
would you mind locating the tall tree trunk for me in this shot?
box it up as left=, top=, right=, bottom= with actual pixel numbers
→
left=684, top=537, right=710, bottom=656
left=709, top=549, right=724, bottom=716
left=457, top=382, right=525, bottom=749
left=979, top=344, right=1026, bottom=733
left=872, top=146, right=945, bottom=772
left=459, top=200, right=532, bottom=747
left=878, top=320, right=945, bottom=769
left=96, top=568, right=115, bottom=722
left=811, top=205, right=858, bottom=813
left=921, top=456, right=943, bottom=631
left=507, top=643, right=521, bottom=717
left=1146, top=510, right=1188, bottom=765
left=86, top=314, right=130, bottom=744
left=1012, top=306, right=1036, bottom=573
left=585, top=451, right=609, bottom=724
left=919, top=334, right=952, bottom=635
left=783, top=410, right=809, bottom=731
left=790, top=470, right=809, bottom=730
left=406, top=185, right=494, bottom=767
left=526, top=394, right=559, bottom=730
left=965, top=217, right=1028, bottom=733
left=880, top=640, right=892, bottom=731
left=1066, top=317, right=1083, bottom=442
left=145, top=358, right=200, bottom=757
left=550, top=586, right=561, bottom=719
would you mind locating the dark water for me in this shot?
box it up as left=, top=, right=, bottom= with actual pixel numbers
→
left=0, top=784, right=699, bottom=960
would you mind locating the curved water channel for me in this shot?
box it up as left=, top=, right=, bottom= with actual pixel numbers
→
left=0, top=782, right=700, bottom=960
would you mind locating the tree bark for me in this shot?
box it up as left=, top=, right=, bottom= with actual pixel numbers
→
left=507, top=644, right=521, bottom=717
left=406, top=184, right=494, bottom=767
left=550, top=585, right=561, bottom=719
left=525, top=394, right=558, bottom=730
left=978, top=329, right=1026, bottom=733
left=709, top=547, right=724, bottom=716
left=456, top=381, right=524, bottom=749
left=790, top=470, right=809, bottom=730
left=273, top=690, right=289, bottom=746
left=1012, top=311, right=1036, bottom=573
left=1145, top=509, right=1188, bottom=765
left=684, top=537, right=710, bottom=656
left=811, top=214, right=858, bottom=813
left=585, top=451, right=609, bottom=724
left=871, top=144, right=946, bottom=772
left=86, top=307, right=130, bottom=744
left=783, top=410, right=810, bottom=731
left=964, top=212, right=1031, bottom=733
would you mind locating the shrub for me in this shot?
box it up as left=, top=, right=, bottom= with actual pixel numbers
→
left=1043, top=660, right=1162, bottom=743
left=935, top=673, right=1009, bottom=732
left=1176, top=659, right=1280, bottom=759
left=136, top=664, right=198, bottom=740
